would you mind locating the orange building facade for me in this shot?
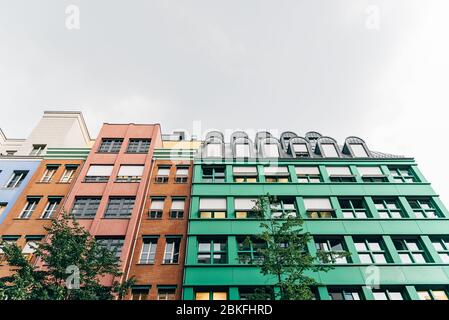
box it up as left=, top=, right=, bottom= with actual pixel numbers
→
left=0, top=158, right=84, bottom=276
left=125, top=158, right=193, bottom=300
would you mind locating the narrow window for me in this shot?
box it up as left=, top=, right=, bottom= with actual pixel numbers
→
left=19, top=198, right=40, bottom=219
left=170, top=199, right=185, bottom=219
left=139, top=237, right=158, bottom=264
left=155, top=166, right=170, bottom=183
left=41, top=198, right=61, bottom=219
left=163, top=237, right=181, bottom=264
left=149, top=198, right=164, bottom=219
left=5, top=171, right=28, bottom=188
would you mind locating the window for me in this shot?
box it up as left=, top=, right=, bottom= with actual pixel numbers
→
left=158, top=287, right=176, bottom=300
left=131, top=287, right=150, bottom=300
left=116, top=165, right=143, bottom=182
left=239, top=287, right=273, bottom=300
left=339, top=198, right=369, bottom=218
left=60, top=166, right=77, bottom=183
left=408, top=198, right=441, bottom=218
left=354, top=238, right=389, bottom=264
left=22, top=238, right=41, bottom=260
left=5, top=170, right=28, bottom=188
left=175, top=166, right=189, bottom=183
left=84, top=165, right=113, bottom=183
left=127, top=139, right=151, bottom=153
left=430, top=237, right=449, bottom=263
left=237, top=237, right=266, bottom=264
left=19, top=198, right=40, bottom=219
left=292, top=143, right=309, bottom=157
left=96, top=238, right=124, bottom=258
left=233, top=166, right=257, bottom=183
left=393, top=238, right=429, bottom=264
left=373, top=198, right=405, bottom=218
left=197, top=237, right=227, bottom=264
left=264, top=166, right=290, bottom=183
left=304, top=198, right=334, bottom=218
left=195, top=290, right=228, bottom=300
left=295, top=166, right=321, bottom=183
left=235, top=144, right=251, bottom=158
left=270, top=198, right=297, bottom=218
left=321, top=143, right=339, bottom=157
left=170, top=199, right=185, bottom=219
left=202, top=166, right=225, bottom=182
left=234, top=198, right=258, bottom=219
left=0, top=237, right=18, bottom=264
left=328, top=288, right=362, bottom=300
left=41, top=198, right=61, bottom=219
left=326, top=166, right=355, bottom=182
left=139, top=237, right=157, bottom=264
left=357, top=166, right=387, bottom=182
left=350, top=144, right=369, bottom=157
left=315, top=238, right=348, bottom=264
left=155, top=167, right=170, bottom=183
left=205, top=143, right=222, bottom=158
left=163, top=237, right=181, bottom=264
left=417, top=288, right=449, bottom=300
left=372, top=288, right=405, bottom=300
left=0, top=203, right=6, bottom=217
left=199, top=198, right=227, bottom=218
left=71, top=197, right=101, bottom=218
left=29, top=144, right=46, bottom=156
left=98, top=138, right=123, bottom=153
left=262, top=144, right=279, bottom=158
left=40, top=166, right=58, bottom=183
left=149, top=198, right=164, bottom=219
left=104, top=197, right=135, bottom=218
left=389, top=167, right=417, bottom=183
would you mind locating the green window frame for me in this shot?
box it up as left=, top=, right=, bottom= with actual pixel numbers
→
left=270, top=198, right=297, bottom=218
left=236, top=236, right=266, bottom=264
left=202, top=166, right=226, bottom=183
left=195, top=289, right=228, bottom=300
left=353, top=238, right=390, bottom=264
left=314, top=237, right=349, bottom=264
left=393, top=238, right=430, bottom=264
left=408, top=198, right=442, bottom=218
left=373, top=198, right=405, bottom=218
left=197, top=237, right=227, bottom=264
left=295, top=166, right=322, bottom=183
left=338, top=198, right=370, bottom=218
left=389, top=166, right=418, bottom=183
left=430, top=237, right=449, bottom=263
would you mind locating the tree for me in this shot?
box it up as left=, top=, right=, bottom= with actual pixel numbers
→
left=240, top=194, right=349, bottom=300
left=0, top=214, right=134, bottom=300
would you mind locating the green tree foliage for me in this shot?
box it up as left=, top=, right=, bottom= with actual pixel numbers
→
left=241, top=194, right=349, bottom=300
left=0, top=214, right=134, bottom=300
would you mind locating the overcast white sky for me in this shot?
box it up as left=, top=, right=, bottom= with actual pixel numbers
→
left=0, top=1, right=448, bottom=204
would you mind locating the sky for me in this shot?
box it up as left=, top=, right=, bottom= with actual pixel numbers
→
left=0, top=0, right=448, bottom=204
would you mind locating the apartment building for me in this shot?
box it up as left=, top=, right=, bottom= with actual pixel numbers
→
left=183, top=131, right=449, bottom=300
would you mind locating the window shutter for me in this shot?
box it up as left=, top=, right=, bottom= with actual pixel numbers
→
left=176, top=168, right=189, bottom=176
left=234, top=198, right=257, bottom=210
left=150, top=199, right=165, bottom=210
left=86, top=165, right=113, bottom=176
left=199, top=198, right=227, bottom=210
left=295, top=166, right=319, bottom=175
left=264, top=166, right=289, bottom=176
left=233, top=166, right=257, bottom=176
left=326, top=166, right=351, bottom=176
left=118, top=165, right=144, bottom=176
left=171, top=200, right=185, bottom=210
left=157, top=168, right=170, bottom=176
left=304, top=198, right=332, bottom=210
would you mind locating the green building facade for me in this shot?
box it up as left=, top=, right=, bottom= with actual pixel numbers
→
left=182, top=131, right=449, bottom=300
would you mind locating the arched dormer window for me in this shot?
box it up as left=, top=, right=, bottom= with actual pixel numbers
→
left=258, top=137, right=282, bottom=158
left=316, top=137, right=341, bottom=158
left=230, top=131, right=248, bottom=143
left=289, top=137, right=312, bottom=158
left=305, top=131, right=322, bottom=143
left=205, top=131, right=224, bottom=142
left=343, top=137, right=371, bottom=158
left=232, top=137, right=254, bottom=159
left=280, top=131, right=298, bottom=151
left=254, top=131, right=273, bottom=147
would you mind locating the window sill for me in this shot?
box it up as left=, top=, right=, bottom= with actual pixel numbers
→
left=124, top=152, right=149, bottom=154
left=136, top=263, right=155, bottom=266
left=102, top=217, right=131, bottom=220
left=95, top=152, right=120, bottom=154
left=161, top=263, right=180, bottom=265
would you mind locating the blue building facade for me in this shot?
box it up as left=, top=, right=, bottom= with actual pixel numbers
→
left=0, top=159, right=41, bottom=224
